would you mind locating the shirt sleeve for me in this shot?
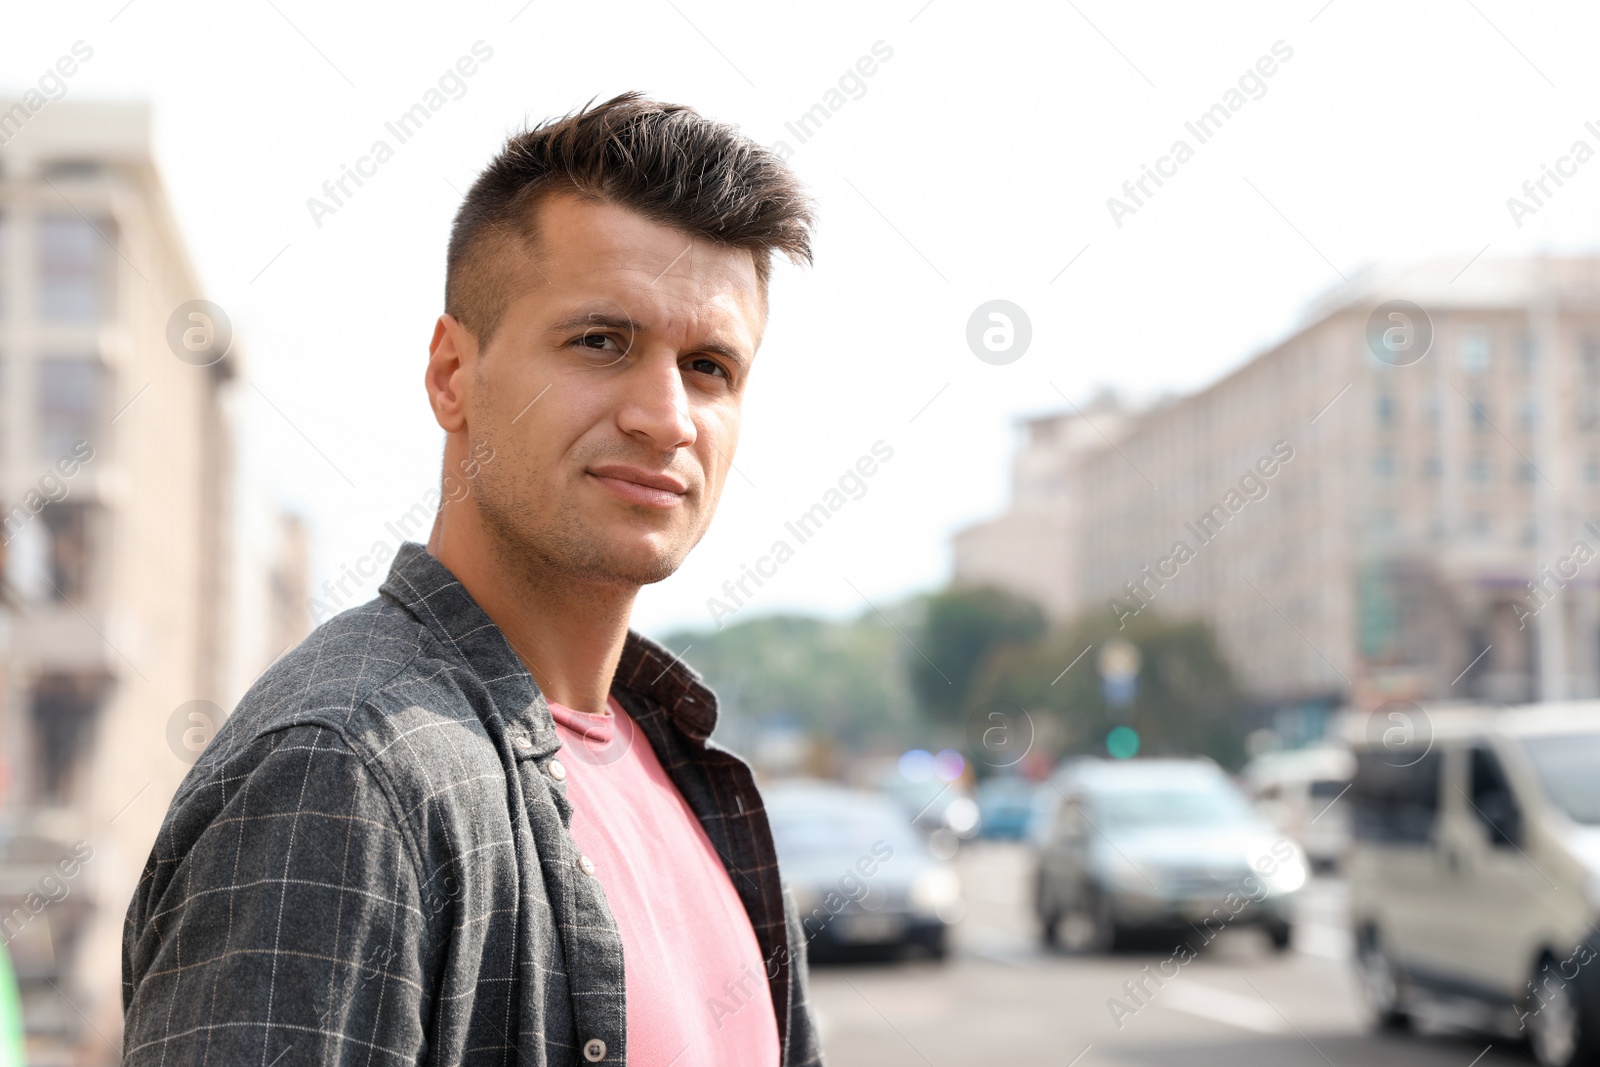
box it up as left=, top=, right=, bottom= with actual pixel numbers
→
left=122, top=723, right=431, bottom=1066
left=781, top=885, right=827, bottom=1067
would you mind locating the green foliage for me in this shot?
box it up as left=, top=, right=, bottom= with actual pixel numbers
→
left=656, top=611, right=919, bottom=747
left=972, top=611, right=1252, bottom=768
left=908, top=586, right=1046, bottom=726
left=651, top=591, right=1251, bottom=770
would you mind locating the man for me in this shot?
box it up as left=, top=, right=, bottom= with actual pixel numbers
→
left=123, top=93, right=822, bottom=1066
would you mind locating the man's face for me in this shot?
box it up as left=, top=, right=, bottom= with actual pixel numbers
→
left=452, top=192, right=764, bottom=588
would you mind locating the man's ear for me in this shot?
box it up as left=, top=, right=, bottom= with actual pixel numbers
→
left=427, top=314, right=477, bottom=434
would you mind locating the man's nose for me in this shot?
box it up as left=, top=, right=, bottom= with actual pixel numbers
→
left=615, top=348, right=696, bottom=452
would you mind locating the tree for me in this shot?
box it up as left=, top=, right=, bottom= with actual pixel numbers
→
left=970, top=611, right=1253, bottom=768
left=909, top=586, right=1047, bottom=727
left=656, top=611, right=920, bottom=749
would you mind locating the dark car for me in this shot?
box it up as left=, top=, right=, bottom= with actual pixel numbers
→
left=766, top=781, right=963, bottom=961
left=1033, top=758, right=1306, bottom=952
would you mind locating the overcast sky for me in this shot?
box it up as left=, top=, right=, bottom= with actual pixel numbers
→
left=8, top=0, right=1600, bottom=639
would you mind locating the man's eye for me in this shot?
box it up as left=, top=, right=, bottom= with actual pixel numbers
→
left=687, top=357, right=729, bottom=380
left=571, top=333, right=627, bottom=359
left=569, top=334, right=630, bottom=367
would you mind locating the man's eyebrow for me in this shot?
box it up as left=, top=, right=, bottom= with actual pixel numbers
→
left=694, top=337, right=750, bottom=371
left=546, top=310, right=642, bottom=335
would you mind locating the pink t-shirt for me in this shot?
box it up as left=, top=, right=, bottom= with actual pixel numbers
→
left=548, top=696, right=781, bottom=1067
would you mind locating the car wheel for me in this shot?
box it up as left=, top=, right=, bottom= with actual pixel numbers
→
left=1267, top=922, right=1292, bottom=953
left=1354, top=929, right=1408, bottom=1031
left=1035, top=871, right=1062, bottom=948
left=1058, top=883, right=1117, bottom=954
left=1526, top=954, right=1600, bottom=1067
left=1039, top=909, right=1061, bottom=948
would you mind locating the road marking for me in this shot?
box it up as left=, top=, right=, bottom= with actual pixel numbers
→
left=1160, top=982, right=1287, bottom=1033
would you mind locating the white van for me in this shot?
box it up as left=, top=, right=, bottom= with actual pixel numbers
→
left=1346, top=702, right=1600, bottom=1067
left=1242, top=746, right=1355, bottom=871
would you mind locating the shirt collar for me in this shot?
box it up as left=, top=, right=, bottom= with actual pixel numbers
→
left=378, top=541, right=719, bottom=746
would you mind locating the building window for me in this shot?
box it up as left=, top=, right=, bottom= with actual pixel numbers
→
left=1425, top=391, right=1441, bottom=425
left=1423, top=455, right=1442, bottom=478
left=1519, top=333, right=1537, bottom=372
left=1520, top=395, right=1539, bottom=431
left=38, top=357, right=104, bottom=459
left=39, top=214, right=112, bottom=322
left=1584, top=336, right=1600, bottom=380
left=1581, top=397, right=1600, bottom=432
left=1523, top=520, right=1538, bottom=546
left=1468, top=455, right=1490, bottom=483
left=1469, top=398, right=1491, bottom=431
left=1460, top=327, right=1490, bottom=374
left=1587, top=457, right=1600, bottom=484
left=1519, top=461, right=1538, bottom=484
left=1376, top=392, right=1397, bottom=426
left=1471, top=512, right=1491, bottom=540
left=0, top=212, right=8, bottom=319
left=39, top=501, right=96, bottom=602
left=29, top=672, right=111, bottom=803
left=39, top=160, right=104, bottom=180
left=1374, top=450, right=1397, bottom=479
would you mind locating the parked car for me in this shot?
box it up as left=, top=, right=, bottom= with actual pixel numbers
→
left=1347, top=702, right=1600, bottom=1067
left=1242, top=746, right=1355, bottom=871
left=877, top=773, right=980, bottom=842
left=976, top=776, right=1038, bottom=840
left=1032, top=757, right=1305, bottom=952
left=766, top=780, right=963, bottom=960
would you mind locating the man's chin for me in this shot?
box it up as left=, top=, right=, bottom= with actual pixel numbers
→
left=574, top=537, right=687, bottom=587
left=479, top=496, right=697, bottom=587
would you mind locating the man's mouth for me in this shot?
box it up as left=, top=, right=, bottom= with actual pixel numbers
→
left=587, top=464, right=689, bottom=508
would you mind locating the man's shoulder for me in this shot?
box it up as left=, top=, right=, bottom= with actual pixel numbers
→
left=207, top=594, right=501, bottom=795
left=154, top=593, right=521, bottom=883
left=253, top=593, right=416, bottom=700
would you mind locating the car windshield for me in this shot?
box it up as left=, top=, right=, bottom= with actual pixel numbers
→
left=767, top=798, right=920, bottom=864
left=1093, top=783, right=1254, bottom=831
left=1521, top=733, right=1600, bottom=825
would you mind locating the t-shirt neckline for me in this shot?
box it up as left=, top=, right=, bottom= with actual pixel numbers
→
left=546, top=695, right=621, bottom=745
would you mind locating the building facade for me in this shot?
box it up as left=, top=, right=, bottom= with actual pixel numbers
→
left=956, top=258, right=1600, bottom=709
left=0, top=102, right=303, bottom=1065
left=953, top=391, right=1131, bottom=622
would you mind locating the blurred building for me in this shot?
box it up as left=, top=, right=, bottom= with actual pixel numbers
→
left=0, top=102, right=306, bottom=1065
left=957, top=258, right=1600, bottom=712
left=953, top=390, right=1132, bottom=622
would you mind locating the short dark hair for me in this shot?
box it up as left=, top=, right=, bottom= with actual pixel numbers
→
left=446, top=91, right=814, bottom=345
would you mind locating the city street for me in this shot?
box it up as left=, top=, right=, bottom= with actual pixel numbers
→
left=809, top=842, right=1530, bottom=1066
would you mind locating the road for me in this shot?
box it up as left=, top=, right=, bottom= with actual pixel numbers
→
left=808, top=841, right=1530, bottom=1066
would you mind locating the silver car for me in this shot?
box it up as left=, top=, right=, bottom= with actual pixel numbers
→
left=1032, top=758, right=1307, bottom=952
left=767, top=781, right=963, bottom=961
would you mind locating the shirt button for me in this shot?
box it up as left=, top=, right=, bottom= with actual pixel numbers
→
left=582, top=1037, right=606, bottom=1061
left=577, top=853, right=596, bottom=877
left=513, top=736, right=532, bottom=751
left=547, top=758, right=567, bottom=781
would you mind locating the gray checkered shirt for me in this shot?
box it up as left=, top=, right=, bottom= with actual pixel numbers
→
left=122, top=541, right=824, bottom=1066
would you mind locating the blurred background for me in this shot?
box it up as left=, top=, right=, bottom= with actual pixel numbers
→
left=6, top=1, right=1600, bottom=1064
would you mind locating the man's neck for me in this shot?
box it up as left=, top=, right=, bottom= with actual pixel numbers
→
left=427, top=513, right=636, bottom=717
